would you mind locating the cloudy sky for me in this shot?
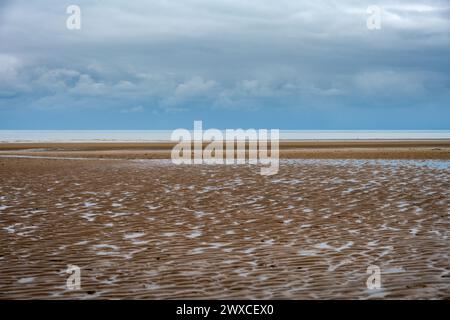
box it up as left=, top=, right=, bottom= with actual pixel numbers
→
left=0, top=0, right=449, bottom=129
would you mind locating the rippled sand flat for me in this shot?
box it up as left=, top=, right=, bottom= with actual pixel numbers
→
left=0, top=158, right=448, bottom=299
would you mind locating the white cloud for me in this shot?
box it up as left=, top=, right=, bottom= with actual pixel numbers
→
left=70, top=74, right=107, bottom=96
left=121, top=105, right=144, bottom=113
left=0, top=54, right=21, bottom=79
left=174, top=76, right=217, bottom=97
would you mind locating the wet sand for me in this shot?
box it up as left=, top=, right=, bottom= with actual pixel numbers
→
left=0, top=140, right=450, bottom=160
left=0, top=141, right=449, bottom=299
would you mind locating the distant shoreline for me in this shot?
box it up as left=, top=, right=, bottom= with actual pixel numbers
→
left=1, top=130, right=449, bottom=143
left=1, top=138, right=450, bottom=143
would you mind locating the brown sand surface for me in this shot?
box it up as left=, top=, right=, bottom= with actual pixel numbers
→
left=0, top=153, right=448, bottom=299
left=0, top=140, right=450, bottom=159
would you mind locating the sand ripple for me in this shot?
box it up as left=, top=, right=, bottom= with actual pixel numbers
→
left=0, top=158, right=448, bottom=299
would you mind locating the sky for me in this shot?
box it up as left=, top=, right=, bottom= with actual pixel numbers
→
left=0, top=0, right=449, bottom=129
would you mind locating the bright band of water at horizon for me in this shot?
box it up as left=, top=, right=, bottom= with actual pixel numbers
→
left=1, top=130, right=450, bottom=142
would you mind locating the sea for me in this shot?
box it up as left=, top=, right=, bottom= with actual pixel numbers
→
left=0, top=130, right=449, bottom=142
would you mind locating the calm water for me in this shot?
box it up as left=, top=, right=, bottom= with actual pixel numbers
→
left=0, top=130, right=449, bottom=142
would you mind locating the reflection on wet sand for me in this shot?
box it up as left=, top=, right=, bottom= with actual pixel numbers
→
left=0, top=158, right=448, bottom=299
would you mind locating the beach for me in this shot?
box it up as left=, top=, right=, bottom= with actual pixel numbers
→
left=0, top=141, right=449, bottom=299
left=0, top=140, right=450, bottom=159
